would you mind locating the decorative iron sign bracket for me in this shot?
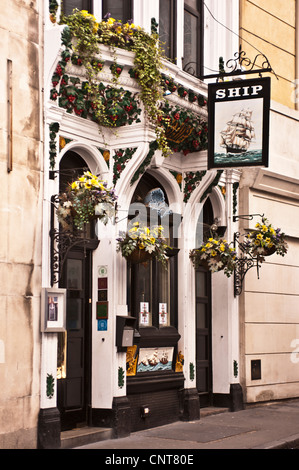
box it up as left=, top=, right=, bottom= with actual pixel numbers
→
left=233, top=213, right=265, bottom=296
left=233, top=231, right=263, bottom=296
left=200, top=46, right=278, bottom=81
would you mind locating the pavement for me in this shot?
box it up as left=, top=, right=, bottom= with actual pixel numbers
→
left=73, top=399, right=299, bottom=451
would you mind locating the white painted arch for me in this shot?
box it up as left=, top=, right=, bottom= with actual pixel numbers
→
left=58, top=140, right=109, bottom=178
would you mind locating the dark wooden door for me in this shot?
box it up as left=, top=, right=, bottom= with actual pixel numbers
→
left=58, top=249, right=92, bottom=430
left=195, top=267, right=212, bottom=407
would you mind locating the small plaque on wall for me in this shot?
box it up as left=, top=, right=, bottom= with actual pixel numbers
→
left=41, top=288, right=66, bottom=332
left=96, top=301, right=109, bottom=319
left=98, top=277, right=108, bottom=289
left=98, top=319, right=107, bottom=331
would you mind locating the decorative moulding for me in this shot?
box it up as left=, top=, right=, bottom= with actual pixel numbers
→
left=253, top=169, right=299, bottom=201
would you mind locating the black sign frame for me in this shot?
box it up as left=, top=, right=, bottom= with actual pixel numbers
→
left=208, top=77, right=271, bottom=169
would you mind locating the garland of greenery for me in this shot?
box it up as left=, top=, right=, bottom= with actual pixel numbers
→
left=161, top=101, right=208, bottom=155
left=118, top=366, right=125, bottom=388
left=130, top=141, right=158, bottom=185
left=151, top=17, right=159, bottom=34
left=49, top=122, right=60, bottom=169
left=183, top=171, right=207, bottom=203
left=50, top=25, right=142, bottom=127
left=232, top=182, right=239, bottom=215
left=113, top=148, right=137, bottom=184
left=190, top=363, right=195, bottom=381
left=57, top=76, right=142, bottom=126
left=161, top=74, right=207, bottom=107
left=49, top=0, right=58, bottom=23
left=46, top=373, right=55, bottom=399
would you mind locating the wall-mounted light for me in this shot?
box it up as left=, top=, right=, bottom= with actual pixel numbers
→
left=141, top=405, right=150, bottom=418
left=251, top=359, right=261, bottom=380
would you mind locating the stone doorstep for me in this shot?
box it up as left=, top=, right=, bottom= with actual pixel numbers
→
left=60, top=408, right=228, bottom=449
left=200, top=407, right=229, bottom=417
left=60, top=427, right=113, bottom=449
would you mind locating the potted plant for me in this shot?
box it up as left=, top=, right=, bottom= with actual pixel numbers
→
left=243, top=217, right=288, bottom=257
left=117, top=222, right=169, bottom=266
left=56, top=171, right=117, bottom=230
left=190, top=237, right=237, bottom=277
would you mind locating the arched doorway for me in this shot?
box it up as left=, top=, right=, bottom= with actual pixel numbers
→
left=125, top=172, right=183, bottom=431
left=57, top=151, right=98, bottom=430
left=195, top=198, right=214, bottom=407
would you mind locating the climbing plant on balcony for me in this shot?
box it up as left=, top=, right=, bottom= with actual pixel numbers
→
left=59, top=9, right=171, bottom=156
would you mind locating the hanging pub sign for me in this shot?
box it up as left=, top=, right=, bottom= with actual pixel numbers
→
left=208, top=77, right=270, bottom=169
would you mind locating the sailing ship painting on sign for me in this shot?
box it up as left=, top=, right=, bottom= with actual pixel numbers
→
left=214, top=98, right=263, bottom=166
left=208, top=78, right=270, bottom=169
left=220, top=108, right=256, bottom=155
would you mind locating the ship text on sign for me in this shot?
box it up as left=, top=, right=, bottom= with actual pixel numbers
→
left=215, top=85, right=263, bottom=100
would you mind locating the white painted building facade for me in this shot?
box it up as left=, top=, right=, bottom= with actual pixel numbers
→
left=2, top=0, right=299, bottom=449
left=39, top=0, right=244, bottom=446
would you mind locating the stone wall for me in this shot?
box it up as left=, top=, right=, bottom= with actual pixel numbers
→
left=0, top=0, right=42, bottom=448
left=239, top=104, right=299, bottom=403
left=239, top=0, right=296, bottom=109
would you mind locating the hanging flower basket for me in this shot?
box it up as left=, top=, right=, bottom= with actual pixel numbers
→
left=190, top=237, right=237, bottom=278
left=117, top=222, right=169, bottom=266
left=243, top=217, right=288, bottom=258
left=255, top=245, right=276, bottom=257
left=56, top=171, right=117, bottom=231
left=126, top=248, right=153, bottom=264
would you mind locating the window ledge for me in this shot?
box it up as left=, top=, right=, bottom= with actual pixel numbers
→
left=135, top=326, right=180, bottom=347
left=127, top=370, right=184, bottom=394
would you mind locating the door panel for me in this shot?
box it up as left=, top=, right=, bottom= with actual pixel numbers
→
left=58, top=250, right=91, bottom=430
left=195, top=267, right=212, bottom=407
left=66, top=378, right=83, bottom=408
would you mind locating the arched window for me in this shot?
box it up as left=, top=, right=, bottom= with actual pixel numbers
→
left=195, top=197, right=214, bottom=247
left=59, top=151, right=89, bottom=192
left=127, top=174, right=180, bottom=333
left=57, top=150, right=99, bottom=241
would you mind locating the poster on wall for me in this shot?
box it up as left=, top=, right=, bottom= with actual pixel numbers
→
left=208, top=77, right=270, bottom=169
left=137, top=347, right=174, bottom=373
left=159, top=303, right=168, bottom=326
left=139, top=302, right=150, bottom=326
left=41, top=288, right=66, bottom=332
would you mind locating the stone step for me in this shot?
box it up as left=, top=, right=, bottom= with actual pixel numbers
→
left=200, top=407, right=229, bottom=417
left=61, top=426, right=113, bottom=449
